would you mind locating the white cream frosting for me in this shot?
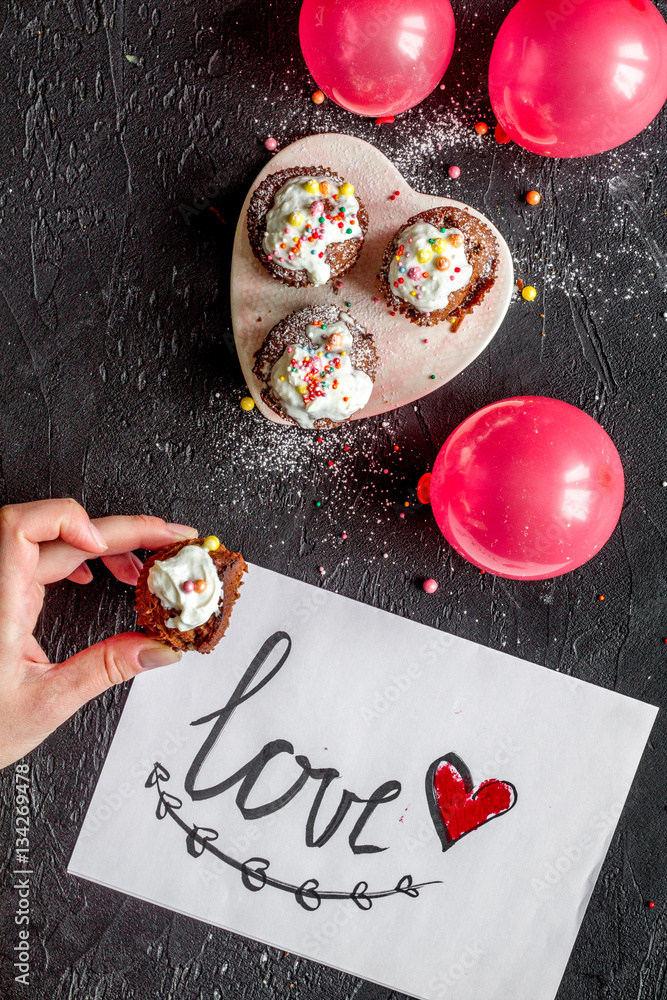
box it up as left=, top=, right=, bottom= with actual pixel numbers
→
left=388, top=222, right=473, bottom=314
left=262, top=176, right=362, bottom=285
left=147, top=545, right=222, bottom=632
left=269, top=314, right=373, bottom=430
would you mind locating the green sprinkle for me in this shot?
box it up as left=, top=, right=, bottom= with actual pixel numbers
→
left=315, top=501, right=322, bottom=507
left=430, top=374, right=436, bottom=379
left=321, top=324, right=327, bottom=329
left=440, top=226, right=447, bottom=232
left=340, top=206, right=346, bottom=212
left=319, top=216, right=325, bottom=223
left=429, top=238, right=434, bottom=244
left=346, top=228, right=352, bottom=234
left=345, top=301, right=351, bottom=307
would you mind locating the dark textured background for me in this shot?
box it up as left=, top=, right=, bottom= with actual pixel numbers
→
left=1, top=0, right=667, bottom=997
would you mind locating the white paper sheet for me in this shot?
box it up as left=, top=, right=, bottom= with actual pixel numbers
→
left=69, top=564, right=657, bottom=1000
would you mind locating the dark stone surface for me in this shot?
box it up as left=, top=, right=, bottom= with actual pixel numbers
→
left=1, top=0, right=666, bottom=997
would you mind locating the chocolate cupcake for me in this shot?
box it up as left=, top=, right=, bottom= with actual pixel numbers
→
left=379, top=206, right=499, bottom=329
left=247, top=167, right=368, bottom=288
left=253, top=304, right=377, bottom=430
left=135, top=536, right=247, bottom=654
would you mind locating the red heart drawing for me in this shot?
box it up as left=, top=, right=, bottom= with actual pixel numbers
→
left=425, top=753, right=517, bottom=851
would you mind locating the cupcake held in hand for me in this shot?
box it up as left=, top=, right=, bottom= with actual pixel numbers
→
left=247, top=167, right=368, bottom=287
left=379, top=206, right=499, bottom=329
left=253, top=305, right=378, bottom=430
left=136, top=536, right=247, bottom=654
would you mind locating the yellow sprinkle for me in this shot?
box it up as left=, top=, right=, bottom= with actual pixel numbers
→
left=432, top=238, right=446, bottom=253
left=341, top=350, right=347, bottom=356
left=279, top=375, right=286, bottom=381
left=304, top=179, right=318, bottom=194
left=339, top=182, right=354, bottom=195
left=240, top=396, right=255, bottom=411
left=522, top=285, right=538, bottom=300
left=289, top=212, right=302, bottom=226
left=317, top=351, right=323, bottom=356
left=410, top=290, right=417, bottom=296
left=298, top=386, right=308, bottom=395
left=417, top=248, right=431, bottom=263
left=203, top=535, right=220, bottom=551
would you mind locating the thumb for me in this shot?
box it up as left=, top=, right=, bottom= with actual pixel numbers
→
left=56, top=632, right=182, bottom=713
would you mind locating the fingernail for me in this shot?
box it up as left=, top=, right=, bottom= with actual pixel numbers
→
left=78, top=561, right=94, bottom=583
left=139, top=645, right=182, bottom=670
left=88, top=522, right=108, bottom=550
left=165, top=522, right=198, bottom=539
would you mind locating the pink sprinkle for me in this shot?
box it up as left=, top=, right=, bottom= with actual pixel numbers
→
left=407, top=266, right=422, bottom=280
left=318, top=566, right=325, bottom=574
left=373, top=297, right=379, bottom=302
left=285, top=228, right=290, bottom=234
left=182, top=580, right=195, bottom=593
left=408, top=238, right=413, bottom=243
left=267, top=255, right=273, bottom=261
left=342, top=532, right=348, bottom=540
left=423, top=578, right=439, bottom=594
left=448, top=165, right=461, bottom=179
left=423, top=338, right=429, bottom=343
left=417, top=293, right=423, bottom=300
left=383, top=468, right=389, bottom=474
left=337, top=281, right=343, bottom=287
left=287, top=347, right=293, bottom=353
left=264, top=137, right=277, bottom=151
left=400, top=512, right=405, bottom=518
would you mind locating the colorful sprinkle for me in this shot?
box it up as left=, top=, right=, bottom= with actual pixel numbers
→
left=312, top=90, right=325, bottom=104
left=436, top=256, right=451, bottom=272
left=193, top=579, right=207, bottom=593
left=339, top=182, right=354, bottom=195
left=526, top=190, right=541, bottom=206
left=448, top=165, right=461, bottom=179
left=240, top=396, right=255, bottom=411
left=423, top=578, right=439, bottom=594
left=449, top=233, right=464, bottom=248
left=203, top=535, right=220, bottom=551
left=522, top=285, right=538, bottom=301
left=475, top=122, right=488, bottom=135
left=181, top=580, right=195, bottom=593
left=264, top=137, right=277, bottom=151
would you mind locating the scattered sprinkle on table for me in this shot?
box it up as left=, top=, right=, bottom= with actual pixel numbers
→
left=341, top=532, right=347, bottom=540
left=311, top=90, right=325, bottom=104
left=598, top=595, right=605, bottom=601
left=475, top=122, right=488, bottom=135
left=423, top=578, right=438, bottom=594
left=522, top=286, right=537, bottom=301
left=315, top=500, right=321, bottom=507
left=448, top=165, right=461, bottom=179
left=240, top=396, right=255, bottom=411
left=318, top=566, right=325, bottom=574
left=264, top=137, right=277, bottom=151
left=430, top=374, right=436, bottom=379
left=526, top=190, right=541, bottom=205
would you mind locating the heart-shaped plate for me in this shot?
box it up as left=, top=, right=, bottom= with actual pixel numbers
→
left=231, top=133, right=514, bottom=426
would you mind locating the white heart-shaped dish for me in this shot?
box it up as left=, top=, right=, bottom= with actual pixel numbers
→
left=231, top=133, right=513, bottom=426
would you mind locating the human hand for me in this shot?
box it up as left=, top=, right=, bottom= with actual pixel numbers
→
left=0, top=499, right=198, bottom=769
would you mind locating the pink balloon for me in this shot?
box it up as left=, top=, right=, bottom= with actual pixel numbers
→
left=425, top=397, right=625, bottom=581
left=489, top=0, right=667, bottom=157
left=299, top=0, right=455, bottom=117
